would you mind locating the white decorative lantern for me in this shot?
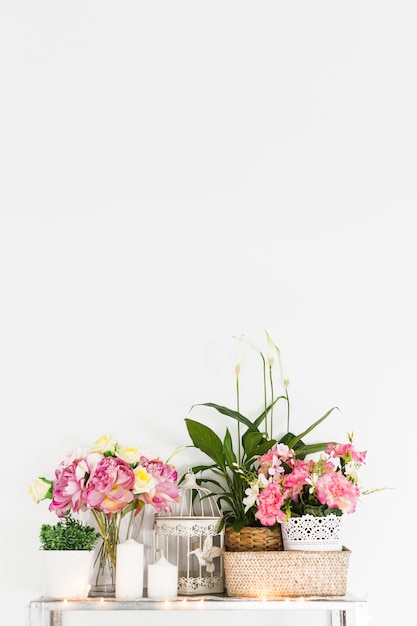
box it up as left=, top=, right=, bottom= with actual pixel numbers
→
left=153, top=471, right=224, bottom=595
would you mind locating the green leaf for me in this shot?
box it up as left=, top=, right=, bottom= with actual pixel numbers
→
left=242, top=430, right=264, bottom=456
left=293, top=441, right=337, bottom=459
left=191, top=403, right=259, bottom=432
left=185, top=418, right=226, bottom=469
left=231, top=518, right=247, bottom=532
left=223, top=428, right=237, bottom=469
left=253, top=437, right=277, bottom=458
left=242, top=432, right=276, bottom=463
left=252, top=395, right=287, bottom=430
left=281, top=407, right=339, bottom=449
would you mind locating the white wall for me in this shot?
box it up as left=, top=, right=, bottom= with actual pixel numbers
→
left=1, top=2, right=415, bottom=625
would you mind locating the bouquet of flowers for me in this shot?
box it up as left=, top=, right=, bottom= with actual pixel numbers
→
left=30, top=434, right=181, bottom=586
left=241, top=436, right=368, bottom=525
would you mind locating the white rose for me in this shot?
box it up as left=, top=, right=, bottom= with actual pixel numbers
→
left=29, top=477, right=51, bottom=503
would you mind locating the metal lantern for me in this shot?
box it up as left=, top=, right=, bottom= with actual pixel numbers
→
left=153, top=470, right=224, bottom=595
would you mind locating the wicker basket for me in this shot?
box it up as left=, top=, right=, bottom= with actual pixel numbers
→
left=225, top=526, right=283, bottom=552
left=223, top=547, right=351, bottom=597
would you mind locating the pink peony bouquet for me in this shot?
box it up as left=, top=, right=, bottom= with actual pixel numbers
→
left=30, top=434, right=181, bottom=517
left=241, top=435, right=368, bottom=526
left=30, top=434, right=181, bottom=585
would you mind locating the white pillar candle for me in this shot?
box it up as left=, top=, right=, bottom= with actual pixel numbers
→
left=115, top=539, right=144, bottom=599
left=147, top=555, right=178, bottom=600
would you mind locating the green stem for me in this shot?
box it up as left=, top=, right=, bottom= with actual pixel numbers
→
left=286, top=387, right=290, bottom=433
left=91, top=510, right=119, bottom=585
left=236, top=373, right=241, bottom=464
left=261, top=353, right=267, bottom=434
left=269, top=365, right=274, bottom=439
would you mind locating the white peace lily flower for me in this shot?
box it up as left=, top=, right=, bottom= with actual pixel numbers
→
left=234, top=334, right=262, bottom=355
left=264, top=329, right=290, bottom=386
left=233, top=334, right=262, bottom=378
left=278, top=349, right=290, bottom=388
left=265, top=329, right=277, bottom=368
left=234, top=334, right=245, bottom=375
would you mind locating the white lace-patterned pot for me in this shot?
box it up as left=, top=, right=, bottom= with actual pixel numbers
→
left=281, top=514, right=343, bottom=551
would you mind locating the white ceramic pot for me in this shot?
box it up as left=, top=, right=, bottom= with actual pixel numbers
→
left=281, top=514, right=343, bottom=551
left=41, top=550, right=95, bottom=598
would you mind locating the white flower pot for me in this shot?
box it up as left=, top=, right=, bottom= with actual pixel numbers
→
left=41, top=550, right=95, bottom=598
left=281, top=514, right=343, bottom=551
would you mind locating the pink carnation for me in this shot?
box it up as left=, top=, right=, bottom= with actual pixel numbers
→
left=282, top=460, right=311, bottom=501
left=316, top=471, right=360, bottom=514
left=255, top=482, right=286, bottom=526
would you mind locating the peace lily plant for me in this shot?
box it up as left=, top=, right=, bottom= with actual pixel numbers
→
left=185, top=330, right=342, bottom=532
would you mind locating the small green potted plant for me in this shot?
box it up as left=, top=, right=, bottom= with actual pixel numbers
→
left=39, top=513, right=100, bottom=598
left=40, top=512, right=100, bottom=551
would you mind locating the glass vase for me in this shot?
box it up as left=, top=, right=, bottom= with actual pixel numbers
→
left=89, top=508, right=146, bottom=597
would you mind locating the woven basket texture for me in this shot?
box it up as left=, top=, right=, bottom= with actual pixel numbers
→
left=225, top=526, right=283, bottom=552
left=223, top=547, right=351, bottom=597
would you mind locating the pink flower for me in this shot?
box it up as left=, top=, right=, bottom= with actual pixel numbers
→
left=86, top=456, right=135, bottom=514
left=282, top=460, right=312, bottom=501
left=258, top=444, right=295, bottom=481
left=241, top=432, right=370, bottom=524
left=49, top=452, right=102, bottom=518
left=31, top=433, right=182, bottom=550
left=316, top=471, right=360, bottom=514
left=350, top=448, right=367, bottom=463
left=325, top=443, right=367, bottom=464
left=255, top=482, right=286, bottom=526
left=136, top=457, right=181, bottom=512
left=258, top=451, right=284, bottom=479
